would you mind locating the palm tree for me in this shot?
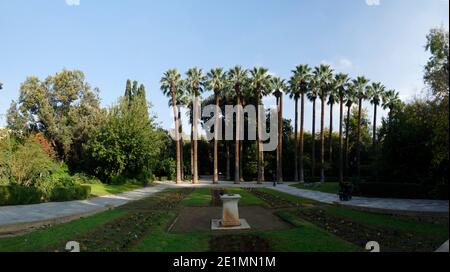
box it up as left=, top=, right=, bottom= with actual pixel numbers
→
left=249, top=67, right=272, bottom=184
left=160, top=69, right=183, bottom=184
left=367, top=82, right=386, bottom=147
left=185, top=67, right=206, bottom=184
left=314, top=64, right=333, bottom=183
left=206, top=68, right=227, bottom=184
left=382, top=89, right=401, bottom=116
left=353, top=76, right=370, bottom=180
left=288, top=65, right=311, bottom=183
left=335, top=73, right=350, bottom=184
left=228, top=66, right=248, bottom=184
left=327, top=77, right=339, bottom=163
left=271, top=77, right=286, bottom=184
left=344, top=83, right=356, bottom=175
left=307, top=76, right=320, bottom=179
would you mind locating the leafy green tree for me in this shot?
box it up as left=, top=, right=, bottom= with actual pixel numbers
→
left=367, top=82, right=386, bottom=148
left=7, top=70, right=102, bottom=170
left=424, top=27, right=449, bottom=99
left=87, top=96, right=161, bottom=182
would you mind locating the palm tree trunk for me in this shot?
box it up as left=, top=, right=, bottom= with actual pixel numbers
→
left=235, top=94, right=241, bottom=184
left=213, top=93, right=220, bottom=184
left=339, top=97, right=344, bottom=185
left=312, top=99, right=316, bottom=179
left=226, top=142, right=231, bottom=180
left=193, top=96, right=199, bottom=184
left=345, top=105, right=351, bottom=176
left=372, top=104, right=377, bottom=147
left=240, top=141, right=244, bottom=182
left=180, top=115, right=184, bottom=180
left=356, top=98, right=363, bottom=180
left=277, top=94, right=283, bottom=183
left=256, top=90, right=263, bottom=184
left=329, top=102, right=334, bottom=162
left=171, top=93, right=182, bottom=184
left=299, top=93, right=305, bottom=183
left=190, top=119, right=194, bottom=180
left=294, top=96, right=299, bottom=182
left=320, top=96, right=325, bottom=183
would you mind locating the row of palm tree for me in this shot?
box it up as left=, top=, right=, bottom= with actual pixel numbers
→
left=160, top=65, right=401, bottom=185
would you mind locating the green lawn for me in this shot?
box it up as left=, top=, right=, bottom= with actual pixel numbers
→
left=224, top=188, right=265, bottom=206
left=1, top=187, right=446, bottom=252
left=180, top=188, right=212, bottom=207
left=86, top=183, right=143, bottom=197
left=291, top=182, right=340, bottom=194
left=0, top=209, right=125, bottom=252
left=131, top=211, right=210, bottom=252
left=259, top=188, right=320, bottom=206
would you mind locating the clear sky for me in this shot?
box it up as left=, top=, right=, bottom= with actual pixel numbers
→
left=1, top=0, right=449, bottom=131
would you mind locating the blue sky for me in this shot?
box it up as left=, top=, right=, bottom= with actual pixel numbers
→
left=0, top=0, right=449, bottom=131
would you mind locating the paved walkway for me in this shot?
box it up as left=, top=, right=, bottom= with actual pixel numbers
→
left=0, top=185, right=169, bottom=228
left=1, top=181, right=448, bottom=228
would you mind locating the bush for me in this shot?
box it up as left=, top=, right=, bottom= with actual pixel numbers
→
left=0, top=185, right=43, bottom=206
left=50, top=185, right=91, bottom=202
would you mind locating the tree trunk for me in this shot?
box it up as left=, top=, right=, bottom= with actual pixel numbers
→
left=213, top=93, right=220, bottom=184
left=226, top=143, right=231, bottom=180
left=312, top=99, right=316, bottom=179
left=277, top=94, right=283, bottom=183
left=356, top=98, right=363, bottom=180
left=345, top=105, right=351, bottom=176
left=171, top=92, right=182, bottom=184
left=294, top=96, right=299, bottom=182
left=320, top=96, right=325, bottom=183
left=299, top=93, right=305, bottom=183
left=190, top=113, right=194, bottom=181
left=180, top=116, right=184, bottom=181
left=240, top=140, right=244, bottom=182
left=235, top=94, right=241, bottom=184
left=193, top=96, right=199, bottom=184
left=256, top=89, right=263, bottom=184
left=339, top=97, right=344, bottom=184
left=372, top=104, right=377, bottom=147
left=329, top=102, right=334, bottom=162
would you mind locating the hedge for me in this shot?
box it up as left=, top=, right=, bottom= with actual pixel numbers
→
left=0, top=185, right=43, bottom=206
left=50, top=185, right=91, bottom=202
left=0, top=184, right=91, bottom=206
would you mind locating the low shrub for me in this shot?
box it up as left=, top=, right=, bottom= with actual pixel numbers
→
left=0, top=185, right=43, bottom=206
left=50, top=185, right=91, bottom=202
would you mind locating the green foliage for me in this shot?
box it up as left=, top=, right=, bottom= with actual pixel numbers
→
left=0, top=185, right=44, bottom=206
left=7, top=69, right=103, bottom=172
left=424, top=27, right=449, bottom=98
left=50, top=185, right=91, bottom=202
left=87, top=94, right=162, bottom=183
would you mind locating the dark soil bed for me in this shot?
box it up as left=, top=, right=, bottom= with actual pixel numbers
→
left=170, top=206, right=292, bottom=233
left=45, top=189, right=192, bottom=252
left=244, top=188, right=299, bottom=209
left=210, top=235, right=271, bottom=252
left=298, top=209, right=443, bottom=252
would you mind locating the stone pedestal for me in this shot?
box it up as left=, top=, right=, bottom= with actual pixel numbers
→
left=211, top=194, right=251, bottom=231
left=220, top=194, right=242, bottom=227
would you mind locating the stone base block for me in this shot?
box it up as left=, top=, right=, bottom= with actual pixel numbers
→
left=211, top=219, right=251, bottom=231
